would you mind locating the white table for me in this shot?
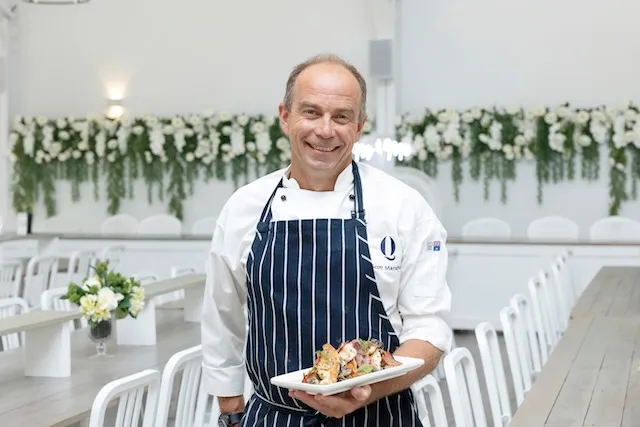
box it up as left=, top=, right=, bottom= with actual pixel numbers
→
left=0, top=309, right=79, bottom=378
left=115, top=273, right=205, bottom=346
left=0, top=310, right=200, bottom=427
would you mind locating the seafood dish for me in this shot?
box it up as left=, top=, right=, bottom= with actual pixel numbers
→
left=302, top=339, right=402, bottom=384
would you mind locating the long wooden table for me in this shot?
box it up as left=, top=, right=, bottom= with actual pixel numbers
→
left=510, top=266, right=640, bottom=427
left=0, top=310, right=200, bottom=427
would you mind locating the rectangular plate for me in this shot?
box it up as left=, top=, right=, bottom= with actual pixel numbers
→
left=269, top=356, right=424, bottom=396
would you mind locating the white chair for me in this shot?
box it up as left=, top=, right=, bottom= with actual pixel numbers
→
left=443, top=347, right=488, bottom=427
left=0, top=297, right=29, bottom=351
left=410, top=374, right=449, bottom=427
left=550, top=257, right=571, bottom=333
left=0, top=260, right=23, bottom=299
left=41, top=287, right=87, bottom=329
left=156, top=345, right=254, bottom=427
left=23, top=255, right=59, bottom=308
left=156, top=345, right=209, bottom=427
left=191, top=217, right=218, bottom=236
left=526, top=216, right=580, bottom=241
left=527, top=274, right=553, bottom=363
left=138, top=214, right=182, bottom=236
left=510, top=294, right=542, bottom=381
left=461, top=218, right=511, bottom=239
left=101, top=214, right=139, bottom=235
left=474, top=322, right=512, bottom=427
left=589, top=216, right=640, bottom=242
left=499, top=306, right=532, bottom=407
left=100, top=245, right=126, bottom=271
left=66, top=250, right=96, bottom=285
left=88, top=369, right=161, bottom=427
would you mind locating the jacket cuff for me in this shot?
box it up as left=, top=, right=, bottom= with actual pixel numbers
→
left=201, top=362, right=246, bottom=397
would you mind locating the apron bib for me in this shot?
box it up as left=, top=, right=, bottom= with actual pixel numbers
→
left=240, top=161, right=423, bottom=427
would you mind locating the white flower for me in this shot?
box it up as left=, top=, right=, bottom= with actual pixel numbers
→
left=577, top=134, right=592, bottom=147
left=96, top=287, right=123, bottom=312
left=576, top=111, right=590, bottom=125
left=236, top=114, right=249, bottom=126
left=185, top=152, right=195, bottom=162
left=230, top=130, right=246, bottom=155
left=82, top=275, right=102, bottom=291
left=544, top=112, right=558, bottom=124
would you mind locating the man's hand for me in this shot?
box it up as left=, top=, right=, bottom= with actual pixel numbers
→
left=218, top=396, right=244, bottom=414
left=288, top=386, right=371, bottom=419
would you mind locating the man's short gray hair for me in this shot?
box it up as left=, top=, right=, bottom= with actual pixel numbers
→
left=282, top=53, right=368, bottom=123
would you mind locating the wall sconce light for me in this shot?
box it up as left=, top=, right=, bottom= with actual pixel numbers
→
left=106, top=99, right=124, bottom=120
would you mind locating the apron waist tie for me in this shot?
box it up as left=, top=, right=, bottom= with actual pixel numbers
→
left=253, top=392, right=330, bottom=425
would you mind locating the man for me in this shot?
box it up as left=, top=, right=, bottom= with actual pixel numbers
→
left=201, top=53, right=452, bottom=427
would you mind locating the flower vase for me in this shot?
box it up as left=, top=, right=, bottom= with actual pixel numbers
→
left=88, top=318, right=114, bottom=359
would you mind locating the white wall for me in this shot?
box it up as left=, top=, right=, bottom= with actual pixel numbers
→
left=2, top=0, right=640, bottom=237
left=396, top=0, right=640, bottom=237
left=1, top=0, right=386, bottom=232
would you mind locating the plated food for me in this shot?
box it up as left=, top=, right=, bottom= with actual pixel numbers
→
left=302, top=339, right=402, bottom=384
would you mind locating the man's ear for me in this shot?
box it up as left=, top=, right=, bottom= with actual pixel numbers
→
left=278, top=103, right=290, bottom=135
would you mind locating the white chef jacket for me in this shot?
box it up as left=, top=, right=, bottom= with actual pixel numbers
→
left=201, top=161, right=453, bottom=397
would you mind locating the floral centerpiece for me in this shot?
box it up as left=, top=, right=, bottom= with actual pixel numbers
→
left=62, top=260, right=145, bottom=357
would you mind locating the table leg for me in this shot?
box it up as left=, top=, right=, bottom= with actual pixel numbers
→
left=24, top=322, right=71, bottom=377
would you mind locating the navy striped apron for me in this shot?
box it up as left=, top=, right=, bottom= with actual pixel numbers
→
left=240, top=161, right=422, bottom=427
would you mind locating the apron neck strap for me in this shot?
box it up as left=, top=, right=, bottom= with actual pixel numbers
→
left=258, top=160, right=366, bottom=224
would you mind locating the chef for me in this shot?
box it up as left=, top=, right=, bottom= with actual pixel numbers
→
left=201, top=53, right=453, bottom=427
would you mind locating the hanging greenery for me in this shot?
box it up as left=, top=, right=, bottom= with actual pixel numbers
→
left=395, top=103, right=640, bottom=214
left=8, top=113, right=374, bottom=220
left=8, top=103, right=640, bottom=219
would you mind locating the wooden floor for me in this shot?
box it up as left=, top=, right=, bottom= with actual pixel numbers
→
left=438, top=330, right=518, bottom=426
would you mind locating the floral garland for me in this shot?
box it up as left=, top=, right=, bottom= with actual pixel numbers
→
left=9, top=112, right=372, bottom=220
left=396, top=103, right=640, bottom=214
left=8, top=103, right=640, bottom=219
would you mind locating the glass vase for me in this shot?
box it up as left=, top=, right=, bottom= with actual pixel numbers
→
left=88, top=318, right=114, bottom=359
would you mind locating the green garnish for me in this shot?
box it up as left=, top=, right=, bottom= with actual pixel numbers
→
left=358, top=365, right=374, bottom=374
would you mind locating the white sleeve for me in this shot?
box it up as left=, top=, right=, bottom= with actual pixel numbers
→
left=397, top=200, right=453, bottom=353
left=201, top=220, right=248, bottom=397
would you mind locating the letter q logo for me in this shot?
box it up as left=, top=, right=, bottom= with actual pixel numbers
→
left=380, top=235, right=397, bottom=261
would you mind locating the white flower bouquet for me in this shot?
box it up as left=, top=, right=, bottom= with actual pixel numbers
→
left=62, top=260, right=145, bottom=327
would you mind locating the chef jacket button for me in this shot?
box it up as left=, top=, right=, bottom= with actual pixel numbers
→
left=349, top=194, right=355, bottom=200
left=281, top=195, right=287, bottom=201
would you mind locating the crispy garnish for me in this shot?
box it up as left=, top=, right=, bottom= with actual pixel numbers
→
left=302, top=340, right=403, bottom=384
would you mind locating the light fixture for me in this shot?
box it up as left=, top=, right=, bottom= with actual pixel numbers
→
left=352, top=136, right=414, bottom=162
left=21, top=0, right=91, bottom=4
left=106, top=99, right=124, bottom=120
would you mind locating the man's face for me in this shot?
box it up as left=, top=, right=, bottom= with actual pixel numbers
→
left=278, top=63, right=365, bottom=181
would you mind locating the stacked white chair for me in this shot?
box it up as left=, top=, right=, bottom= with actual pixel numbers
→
left=88, top=369, right=161, bottom=427
left=101, top=214, right=139, bottom=235
left=191, top=216, right=218, bottom=236
left=444, top=347, right=488, bottom=427
left=100, top=245, right=126, bottom=270
left=510, top=294, right=542, bottom=381
left=23, top=254, right=60, bottom=308
left=410, top=374, right=449, bottom=427
left=0, top=260, right=23, bottom=299
left=41, top=287, right=87, bottom=329
left=499, top=306, right=532, bottom=407
left=138, top=214, right=182, bottom=235
left=0, top=297, right=29, bottom=351
left=474, top=322, right=512, bottom=426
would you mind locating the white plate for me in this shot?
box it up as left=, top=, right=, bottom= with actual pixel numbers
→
left=269, top=356, right=424, bottom=396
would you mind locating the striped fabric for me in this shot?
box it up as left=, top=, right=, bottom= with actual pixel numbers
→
left=240, top=161, right=422, bottom=427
